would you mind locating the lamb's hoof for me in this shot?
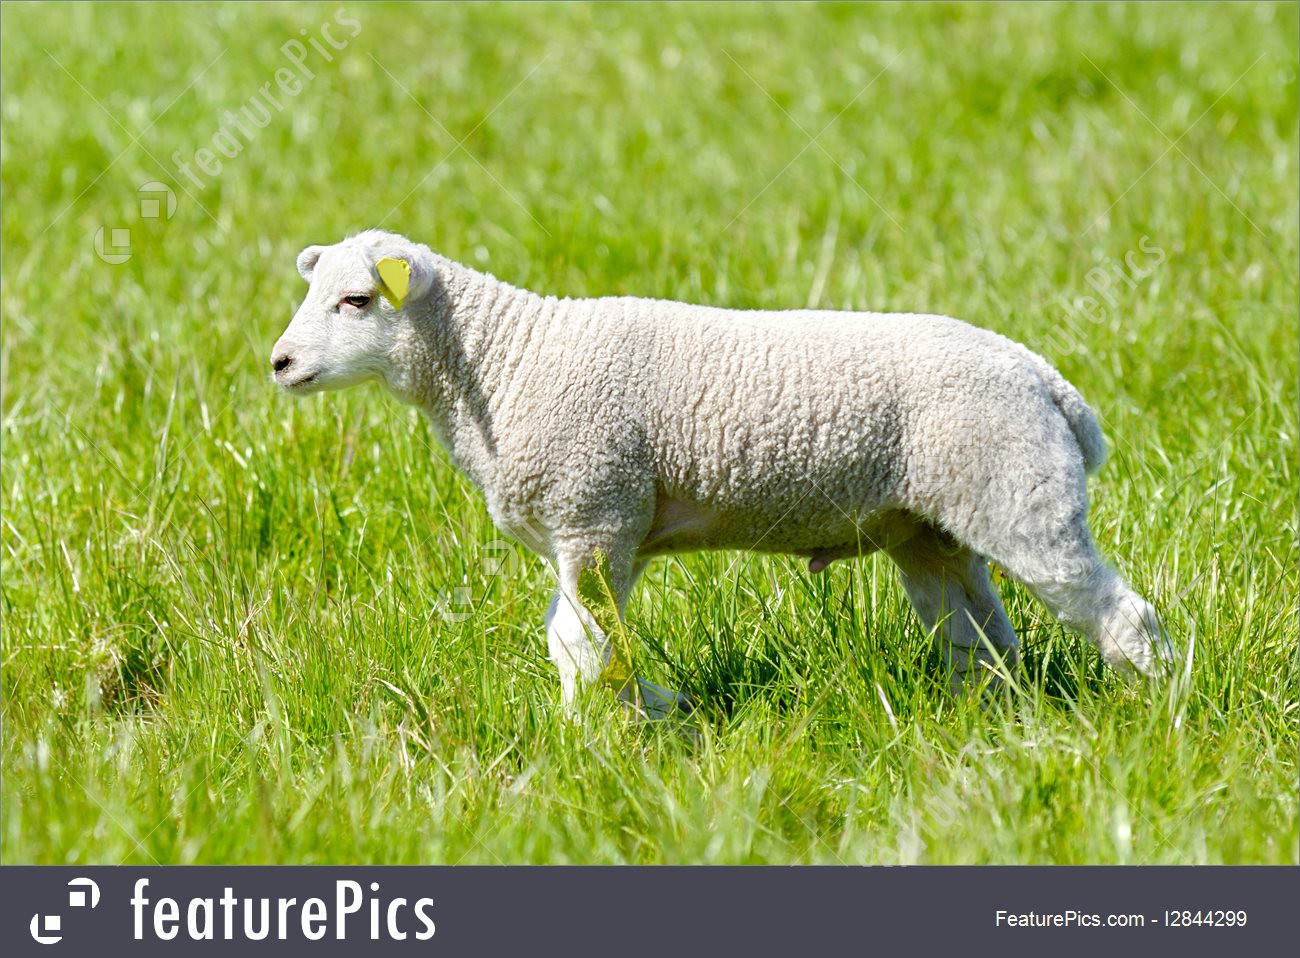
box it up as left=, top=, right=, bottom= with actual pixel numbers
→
left=944, top=644, right=1016, bottom=703
left=627, top=679, right=701, bottom=744
left=1105, top=635, right=1176, bottom=683
left=1139, top=638, right=1178, bottom=682
left=621, top=678, right=693, bottom=720
left=1097, top=593, right=1173, bottom=681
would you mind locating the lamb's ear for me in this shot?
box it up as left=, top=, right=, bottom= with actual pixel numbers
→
left=296, top=245, right=326, bottom=282
left=401, top=243, right=437, bottom=302
left=380, top=243, right=437, bottom=304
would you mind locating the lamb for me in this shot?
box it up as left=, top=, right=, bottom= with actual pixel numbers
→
left=270, top=228, right=1170, bottom=716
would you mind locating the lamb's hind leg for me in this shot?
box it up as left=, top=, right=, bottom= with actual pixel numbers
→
left=943, top=468, right=1171, bottom=677
left=1008, top=545, right=1170, bottom=677
left=887, top=530, right=1019, bottom=696
left=1037, top=566, right=1168, bottom=676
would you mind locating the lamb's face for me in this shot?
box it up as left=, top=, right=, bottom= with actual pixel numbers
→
left=270, top=243, right=397, bottom=394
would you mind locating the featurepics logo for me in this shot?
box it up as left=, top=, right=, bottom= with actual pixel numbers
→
left=171, top=8, right=362, bottom=191
left=130, top=879, right=436, bottom=942
left=30, top=878, right=100, bottom=945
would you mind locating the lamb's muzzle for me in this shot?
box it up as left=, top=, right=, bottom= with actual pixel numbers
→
left=272, top=228, right=1172, bottom=715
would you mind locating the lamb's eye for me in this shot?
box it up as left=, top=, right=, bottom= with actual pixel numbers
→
left=342, top=294, right=371, bottom=309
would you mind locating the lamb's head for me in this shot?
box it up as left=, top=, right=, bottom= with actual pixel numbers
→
left=270, top=230, right=437, bottom=394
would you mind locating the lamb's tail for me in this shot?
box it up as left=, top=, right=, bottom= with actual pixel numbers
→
left=1026, top=352, right=1108, bottom=474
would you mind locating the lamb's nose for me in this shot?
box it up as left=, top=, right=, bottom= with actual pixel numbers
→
left=271, top=352, right=293, bottom=373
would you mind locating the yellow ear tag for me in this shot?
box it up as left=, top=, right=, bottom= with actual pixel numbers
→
left=372, top=257, right=411, bottom=309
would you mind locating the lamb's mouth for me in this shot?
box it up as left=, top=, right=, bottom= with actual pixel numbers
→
left=281, top=371, right=320, bottom=391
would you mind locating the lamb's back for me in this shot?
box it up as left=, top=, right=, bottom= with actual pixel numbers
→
left=574, top=298, right=1029, bottom=505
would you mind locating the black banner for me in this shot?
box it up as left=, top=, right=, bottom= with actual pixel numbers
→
left=2, top=866, right=1295, bottom=956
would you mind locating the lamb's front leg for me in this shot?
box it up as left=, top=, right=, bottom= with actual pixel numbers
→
left=545, top=551, right=689, bottom=719
left=544, top=587, right=606, bottom=708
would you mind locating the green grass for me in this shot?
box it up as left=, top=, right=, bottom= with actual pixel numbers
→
left=2, top=0, right=1296, bottom=864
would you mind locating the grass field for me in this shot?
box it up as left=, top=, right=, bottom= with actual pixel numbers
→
left=2, top=1, right=1297, bottom=865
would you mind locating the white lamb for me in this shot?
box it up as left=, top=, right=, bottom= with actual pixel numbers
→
left=270, top=229, right=1169, bottom=715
